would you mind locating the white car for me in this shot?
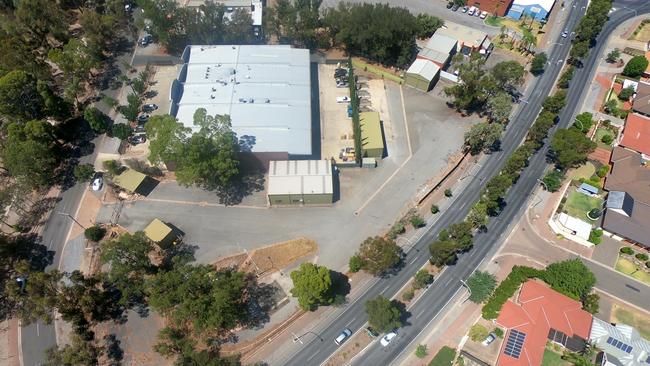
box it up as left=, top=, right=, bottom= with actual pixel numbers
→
left=380, top=331, right=397, bottom=347
left=91, top=177, right=103, bottom=191
left=480, top=11, right=488, bottom=19
left=334, top=328, right=352, bottom=346
left=467, top=6, right=476, bottom=16
left=336, top=96, right=351, bottom=103
left=482, top=333, right=497, bottom=346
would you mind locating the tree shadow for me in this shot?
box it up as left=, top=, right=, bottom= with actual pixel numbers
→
left=330, top=270, right=351, bottom=306
left=393, top=300, right=412, bottom=328
left=245, top=280, right=281, bottom=329
left=104, top=333, right=124, bottom=366
left=16, top=196, right=62, bottom=229
left=214, top=171, right=265, bottom=206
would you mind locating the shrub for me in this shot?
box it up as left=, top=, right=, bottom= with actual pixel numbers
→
left=413, top=269, right=434, bottom=289
left=431, top=204, right=440, bottom=214
left=410, top=215, right=425, bottom=228
left=84, top=225, right=106, bottom=242
left=589, top=229, right=603, bottom=244
left=466, top=271, right=497, bottom=303
left=542, top=170, right=565, bottom=192
left=469, top=324, right=489, bottom=342
left=103, top=160, right=123, bottom=177
left=444, top=188, right=453, bottom=197
left=415, top=344, right=428, bottom=359
left=388, top=222, right=406, bottom=239
left=74, top=163, right=95, bottom=182
left=620, top=247, right=635, bottom=255
left=558, top=66, right=574, bottom=89
left=482, top=266, right=544, bottom=319
left=601, top=134, right=613, bottom=145
left=596, top=165, right=609, bottom=178
left=349, top=255, right=363, bottom=272
left=618, top=86, right=635, bottom=101
left=635, top=253, right=649, bottom=261
left=429, top=346, right=456, bottom=366
left=646, top=261, right=650, bottom=269
left=493, top=327, right=504, bottom=338
left=623, top=55, right=649, bottom=78
left=402, top=289, right=414, bottom=301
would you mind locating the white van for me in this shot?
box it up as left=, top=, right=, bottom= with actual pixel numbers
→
left=334, top=328, right=352, bottom=345
left=468, top=6, right=477, bottom=16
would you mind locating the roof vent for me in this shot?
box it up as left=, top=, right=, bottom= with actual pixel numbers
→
left=249, top=98, right=254, bottom=103
left=210, top=95, right=215, bottom=99
left=211, top=87, right=216, bottom=91
left=265, top=98, right=270, bottom=103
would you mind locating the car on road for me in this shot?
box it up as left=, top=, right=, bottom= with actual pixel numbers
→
left=137, top=114, right=149, bottom=123
left=468, top=6, right=476, bottom=16
left=334, top=328, right=352, bottom=346
left=380, top=331, right=397, bottom=347
left=482, top=332, right=497, bottom=346
left=91, top=176, right=103, bottom=191
left=452, top=4, right=459, bottom=11
left=140, top=34, right=153, bottom=46
left=461, top=6, right=469, bottom=13
left=561, top=28, right=569, bottom=38
left=480, top=11, right=488, bottom=19
left=142, top=103, right=158, bottom=112
left=336, top=96, right=351, bottom=103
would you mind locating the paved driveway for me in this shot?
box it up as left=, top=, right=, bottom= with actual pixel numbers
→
left=97, top=82, right=477, bottom=270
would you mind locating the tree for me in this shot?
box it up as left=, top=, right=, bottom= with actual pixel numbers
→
left=45, top=333, right=102, bottom=366
left=356, top=236, right=402, bottom=276
left=84, top=107, right=111, bottom=133
left=604, top=99, right=618, bottom=114
left=467, top=201, right=488, bottom=229
left=145, top=114, right=190, bottom=164
left=117, top=93, right=141, bottom=123
left=486, top=92, right=513, bottom=123
left=582, top=293, right=600, bottom=314
left=444, top=54, right=489, bottom=112
left=543, top=259, right=596, bottom=300
left=558, top=66, right=575, bottom=89
left=365, top=295, right=403, bottom=333
left=415, top=13, right=443, bottom=38
left=429, top=240, right=458, bottom=267
left=410, top=214, right=425, bottom=228
left=542, top=90, right=567, bottom=113
left=110, top=124, right=132, bottom=141
left=606, top=49, right=620, bottom=63
left=415, top=344, right=428, bottom=358
left=469, top=324, right=489, bottom=342
left=542, top=170, right=565, bottom=192
left=349, top=255, right=363, bottom=272
left=530, top=52, right=547, bottom=75
left=490, top=61, right=525, bottom=90
left=466, top=271, right=497, bottom=303
left=439, top=221, right=474, bottom=251
left=84, top=225, right=106, bottom=242
left=464, top=122, right=503, bottom=155
left=549, top=128, right=597, bottom=169
left=48, top=38, right=99, bottom=104
left=290, top=263, right=334, bottom=311
left=413, top=269, right=433, bottom=289
left=74, top=164, right=95, bottom=182
left=147, top=264, right=251, bottom=334
left=574, top=112, right=594, bottom=134
left=0, top=70, right=45, bottom=121
left=618, top=86, right=635, bottom=101
left=102, top=160, right=123, bottom=178
left=622, top=55, right=649, bottom=78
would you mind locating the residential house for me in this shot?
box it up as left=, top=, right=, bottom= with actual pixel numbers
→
left=632, top=81, right=650, bottom=117
left=602, top=147, right=650, bottom=248
left=620, top=113, right=650, bottom=159
left=495, top=280, right=592, bottom=366
left=590, top=317, right=650, bottom=366
left=466, top=0, right=514, bottom=16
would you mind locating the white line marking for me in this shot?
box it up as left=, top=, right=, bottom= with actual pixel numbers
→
left=307, top=350, right=320, bottom=363
left=345, top=318, right=356, bottom=327
left=408, top=256, right=419, bottom=265
left=36, top=323, right=39, bottom=337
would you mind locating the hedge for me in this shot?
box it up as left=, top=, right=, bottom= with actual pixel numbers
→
left=482, top=266, right=544, bottom=319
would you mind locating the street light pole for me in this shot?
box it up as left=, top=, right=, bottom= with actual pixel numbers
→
left=460, top=279, right=472, bottom=303
left=56, top=212, right=85, bottom=229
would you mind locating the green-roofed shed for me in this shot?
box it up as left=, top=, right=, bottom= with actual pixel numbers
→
left=113, top=169, right=147, bottom=194
left=144, top=218, right=175, bottom=246
left=360, top=112, right=384, bottom=159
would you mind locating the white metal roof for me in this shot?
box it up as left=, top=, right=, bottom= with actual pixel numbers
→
left=406, top=59, right=440, bottom=82
left=173, top=45, right=312, bottom=155
left=425, top=33, right=457, bottom=54
left=590, top=317, right=650, bottom=366
left=512, top=0, right=556, bottom=12
left=267, top=160, right=333, bottom=195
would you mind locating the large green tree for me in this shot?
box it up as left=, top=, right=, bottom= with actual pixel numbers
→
left=490, top=60, right=525, bottom=90
left=365, top=295, right=403, bottom=333
left=464, top=122, right=503, bottom=154
left=549, top=128, right=597, bottom=169
left=356, top=236, right=402, bottom=276
left=84, top=107, right=111, bottom=133
left=466, top=271, right=497, bottom=303
left=429, top=240, right=458, bottom=267
left=0, top=70, right=45, bottom=121
left=145, top=114, right=190, bottom=164
left=622, top=55, right=649, bottom=78
left=543, top=259, right=596, bottom=300
left=486, top=92, right=513, bottom=123
left=530, top=52, right=547, bottom=75
left=290, top=263, right=334, bottom=311
left=414, top=13, right=443, bottom=38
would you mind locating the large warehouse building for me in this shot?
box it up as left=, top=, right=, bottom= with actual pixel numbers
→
left=170, top=45, right=313, bottom=157
left=267, top=160, right=333, bottom=206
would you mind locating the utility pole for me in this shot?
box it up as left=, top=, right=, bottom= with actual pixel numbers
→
left=57, top=212, right=85, bottom=229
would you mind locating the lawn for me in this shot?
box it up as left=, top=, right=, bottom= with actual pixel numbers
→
left=571, top=162, right=596, bottom=181
left=429, top=346, right=456, bottom=366
left=542, top=349, right=570, bottom=366
left=563, top=190, right=604, bottom=219
left=615, top=257, right=650, bottom=285
left=485, top=16, right=502, bottom=27
left=612, top=305, right=650, bottom=340
left=595, top=127, right=615, bottom=150
left=351, top=58, right=404, bottom=84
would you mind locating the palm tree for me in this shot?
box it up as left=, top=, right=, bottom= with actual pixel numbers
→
left=500, top=25, right=507, bottom=40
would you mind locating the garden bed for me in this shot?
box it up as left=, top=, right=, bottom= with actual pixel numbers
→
left=615, top=257, right=650, bottom=285
left=562, top=190, right=604, bottom=219
left=594, top=127, right=615, bottom=150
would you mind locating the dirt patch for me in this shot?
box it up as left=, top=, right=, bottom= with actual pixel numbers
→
left=324, top=331, right=374, bottom=366
left=214, top=237, right=318, bottom=276
left=611, top=303, right=650, bottom=339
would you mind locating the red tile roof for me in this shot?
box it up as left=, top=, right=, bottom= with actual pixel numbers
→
left=495, top=280, right=593, bottom=366
left=621, top=113, right=650, bottom=156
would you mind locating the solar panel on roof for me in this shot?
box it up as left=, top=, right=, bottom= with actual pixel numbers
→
left=607, top=337, right=614, bottom=345
left=504, top=330, right=527, bottom=359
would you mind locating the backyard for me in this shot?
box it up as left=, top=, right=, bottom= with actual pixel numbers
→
left=615, top=257, right=650, bottom=285
left=541, top=348, right=570, bottom=366
left=571, top=162, right=596, bottom=181
left=594, top=127, right=615, bottom=150
left=563, top=190, right=604, bottom=220
left=612, top=304, right=650, bottom=340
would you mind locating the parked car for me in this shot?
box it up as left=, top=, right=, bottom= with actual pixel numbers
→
left=452, top=4, right=460, bottom=11
left=334, top=69, right=348, bottom=78
left=334, top=329, right=352, bottom=346
left=380, top=331, right=397, bottom=347
left=129, top=135, right=146, bottom=145
left=137, top=114, right=149, bottom=123
left=365, top=327, right=379, bottom=338
left=91, top=176, right=103, bottom=191
left=482, top=333, right=497, bottom=346
left=480, top=10, right=488, bottom=19
left=467, top=6, right=476, bottom=16
left=140, top=34, right=153, bottom=46
left=336, top=82, right=348, bottom=88
left=336, top=96, right=351, bottom=103
left=461, top=5, right=469, bottom=13
left=133, top=125, right=146, bottom=133
left=142, top=103, right=158, bottom=112
left=475, top=9, right=481, bottom=16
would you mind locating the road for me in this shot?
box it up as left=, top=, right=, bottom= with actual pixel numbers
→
left=281, top=2, right=650, bottom=366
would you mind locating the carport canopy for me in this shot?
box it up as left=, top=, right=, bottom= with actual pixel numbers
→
left=113, top=169, right=147, bottom=193
left=143, top=218, right=173, bottom=243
